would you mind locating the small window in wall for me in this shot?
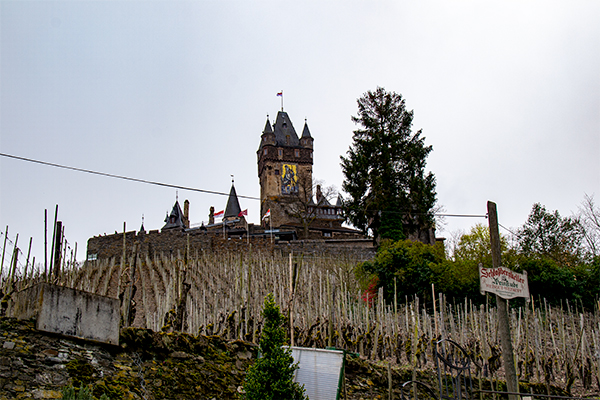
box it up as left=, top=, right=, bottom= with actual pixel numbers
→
left=295, top=149, right=300, bottom=157
left=263, top=148, right=268, bottom=155
left=323, top=231, right=332, bottom=237
left=87, top=253, right=98, bottom=261
left=275, top=169, right=280, bottom=175
left=278, top=149, right=283, bottom=157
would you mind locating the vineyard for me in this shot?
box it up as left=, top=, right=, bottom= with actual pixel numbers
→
left=4, top=244, right=599, bottom=398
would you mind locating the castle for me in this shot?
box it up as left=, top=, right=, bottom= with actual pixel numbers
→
left=86, top=110, right=369, bottom=261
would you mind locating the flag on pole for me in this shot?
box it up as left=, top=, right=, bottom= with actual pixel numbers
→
left=238, top=209, right=248, bottom=217
left=277, top=91, right=284, bottom=111
left=214, top=210, right=224, bottom=219
left=262, top=209, right=271, bottom=220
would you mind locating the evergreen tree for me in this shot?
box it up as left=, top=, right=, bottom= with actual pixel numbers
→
left=243, top=294, right=307, bottom=400
left=341, top=87, right=437, bottom=242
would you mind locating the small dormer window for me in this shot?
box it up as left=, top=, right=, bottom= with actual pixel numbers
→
left=278, top=149, right=283, bottom=157
left=286, top=135, right=290, bottom=145
left=295, top=149, right=300, bottom=157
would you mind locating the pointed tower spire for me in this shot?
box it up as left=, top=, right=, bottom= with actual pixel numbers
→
left=224, top=182, right=242, bottom=219
left=162, top=199, right=186, bottom=230
left=263, top=116, right=273, bottom=133
left=139, top=214, right=146, bottom=233
left=259, top=114, right=276, bottom=150
left=300, top=119, right=313, bottom=149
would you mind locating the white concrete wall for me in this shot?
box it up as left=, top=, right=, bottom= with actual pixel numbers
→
left=9, top=283, right=120, bottom=345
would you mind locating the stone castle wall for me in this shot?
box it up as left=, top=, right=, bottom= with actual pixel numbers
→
left=87, top=228, right=375, bottom=262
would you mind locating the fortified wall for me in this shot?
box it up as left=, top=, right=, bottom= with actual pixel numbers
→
left=87, top=228, right=376, bottom=262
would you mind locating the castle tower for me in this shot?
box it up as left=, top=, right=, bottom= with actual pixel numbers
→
left=257, top=111, right=313, bottom=228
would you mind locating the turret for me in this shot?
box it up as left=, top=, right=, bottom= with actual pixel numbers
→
left=224, top=182, right=242, bottom=220
left=300, top=120, right=313, bottom=149
left=258, top=116, right=276, bottom=149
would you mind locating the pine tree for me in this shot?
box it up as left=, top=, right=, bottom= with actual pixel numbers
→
left=341, top=87, right=437, bottom=242
left=243, top=294, right=307, bottom=400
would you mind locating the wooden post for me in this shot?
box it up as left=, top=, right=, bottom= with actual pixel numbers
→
left=44, top=209, right=48, bottom=278
left=6, top=233, right=18, bottom=291
left=73, top=242, right=77, bottom=266
left=53, top=221, right=63, bottom=279
left=487, top=201, right=519, bottom=400
left=123, top=243, right=138, bottom=327
left=387, top=361, right=393, bottom=400
left=25, top=237, right=32, bottom=277
left=49, top=205, right=58, bottom=280
left=0, top=225, right=8, bottom=278
left=432, top=283, right=438, bottom=338
left=9, top=238, right=19, bottom=286
left=117, top=222, right=126, bottom=299
left=327, top=273, right=333, bottom=348
left=289, top=252, right=294, bottom=346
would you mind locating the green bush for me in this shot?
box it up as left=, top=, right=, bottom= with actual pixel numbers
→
left=243, top=294, right=307, bottom=400
left=360, top=239, right=445, bottom=304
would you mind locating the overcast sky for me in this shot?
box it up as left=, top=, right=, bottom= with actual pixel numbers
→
left=1, top=1, right=599, bottom=264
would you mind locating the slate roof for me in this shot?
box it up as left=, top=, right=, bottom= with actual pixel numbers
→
left=302, top=121, right=312, bottom=138
left=224, top=183, right=242, bottom=218
left=263, top=118, right=273, bottom=133
left=162, top=201, right=185, bottom=230
left=273, top=111, right=300, bottom=147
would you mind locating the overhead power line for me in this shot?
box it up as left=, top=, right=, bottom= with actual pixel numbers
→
left=2, top=152, right=490, bottom=220
left=0, top=152, right=260, bottom=200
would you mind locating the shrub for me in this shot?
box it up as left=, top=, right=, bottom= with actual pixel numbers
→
left=243, top=294, right=307, bottom=400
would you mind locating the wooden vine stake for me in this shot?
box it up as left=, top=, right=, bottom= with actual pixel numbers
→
left=487, top=201, right=519, bottom=400
left=289, top=252, right=294, bottom=347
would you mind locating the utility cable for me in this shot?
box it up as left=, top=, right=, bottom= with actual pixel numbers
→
left=1, top=152, right=489, bottom=218
left=0, top=152, right=260, bottom=200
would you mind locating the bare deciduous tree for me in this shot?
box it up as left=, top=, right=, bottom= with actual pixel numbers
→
left=578, top=193, right=600, bottom=257
left=277, top=174, right=337, bottom=239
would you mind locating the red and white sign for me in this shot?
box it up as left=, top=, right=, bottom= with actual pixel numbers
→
left=479, top=266, right=529, bottom=300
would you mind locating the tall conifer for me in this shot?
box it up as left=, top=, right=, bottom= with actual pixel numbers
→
left=341, top=87, right=437, bottom=242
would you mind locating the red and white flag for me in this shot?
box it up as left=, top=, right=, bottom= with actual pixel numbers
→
left=262, top=209, right=271, bottom=220
left=214, top=210, right=224, bottom=219
left=238, top=209, right=248, bottom=217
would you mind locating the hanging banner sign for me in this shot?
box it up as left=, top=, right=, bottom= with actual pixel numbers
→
left=479, top=265, right=529, bottom=299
